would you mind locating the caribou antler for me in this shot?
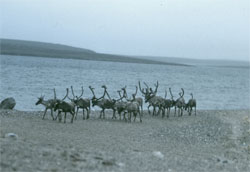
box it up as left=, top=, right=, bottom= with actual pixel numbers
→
left=117, top=90, right=122, bottom=98
left=165, top=89, right=168, bottom=99
left=169, top=88, right=174, bottom=99
left=138, top=81, right=146, bottom=95
left=101, top=85, right=111, bottom=100
left=71, top=86, right=84, bottom=99
left=79, top=86, right=84, bottom=98
left=105, top=90, right=111, bottom=100
left=121, top=86, right=128, bottom=98
left=116, top=90, right=126, bottom=101
left=53, top=88, right=57, bottom=100
left=134, top=86, right=138, bottom=96
left=62, top=88, right=69, bottom=100
left=71, top=86, right=75, bottom=98
left=143, top=82, right=149, bottom=89
left=181, top=88, right=185, bottom=97
left=89, top=86, right=96, bottom=98
left=153, top=81, right=159, bottom=95
left=66, top=86, right=74, bottom=101
left=122, top=85, right=127, bottom=90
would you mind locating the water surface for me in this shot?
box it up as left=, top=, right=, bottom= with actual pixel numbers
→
left=0, top=55, right=249, bottom=110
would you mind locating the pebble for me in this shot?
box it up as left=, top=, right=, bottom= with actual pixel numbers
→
left=222, top=160, right=228, bottom=163
left=153, top=151, right=164, bottom=159
left=117, top=162, right=125, bottom=167
left=5, top=133, right=18, bottom=139
left=102, top=160, right=115, bottom=166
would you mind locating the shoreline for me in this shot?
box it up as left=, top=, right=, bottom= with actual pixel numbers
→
left=1, top=109, right=250, bottom=171
left=1, top=53, right=191, bottom=67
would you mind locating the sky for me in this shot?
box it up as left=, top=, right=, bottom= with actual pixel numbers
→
left=1, top=0, right=249, bottom=61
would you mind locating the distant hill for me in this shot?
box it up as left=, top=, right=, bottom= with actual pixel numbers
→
left=0, top=39, right=189, bottom=66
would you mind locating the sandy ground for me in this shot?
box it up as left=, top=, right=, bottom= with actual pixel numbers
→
left=0, top=109, right=249, bottom=172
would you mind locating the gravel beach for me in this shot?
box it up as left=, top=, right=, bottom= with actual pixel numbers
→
left=0, top=109, right=249, bottom=172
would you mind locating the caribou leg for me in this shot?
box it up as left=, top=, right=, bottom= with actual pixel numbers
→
left=147, top=105, right=151, bottom=114
left=86, top=108, right=90, bottom=119
left=128, top=112, right=131, bottom=122
left=99, top=110, right=103, bottom=118
left=103, top=109, right=106, bottom=119
left=83, top=108, right=86, bottom=120
left=139, top=111, right=142, bottom=122
left=141, top=104, right=143, bottom=116
left=50, top=108, right=54, bottom=120
left=112, top=109, right=116, bottom=119
left=118, top=111, right=121, bottom=120
left=157, top=107, right=161, bottom=116
left=64, top=112, right=67, bottom=123
left=162, top=108, right=165, bottom=118
left=123, top=112, right=127, bottom=121
left=133, top=112, right=136, bottom=122
left=57, top=111, right=62, bottom=122
left=153, top=106, right=155, bottom=116
left=42, top=108, right=48, bottom=119
left=75, top=107, right=79, bottom=120
left=70, top=111, right=74, bottom=123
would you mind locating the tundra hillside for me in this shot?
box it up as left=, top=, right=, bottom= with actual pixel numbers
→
left=0, top=39, right=189, bottom=66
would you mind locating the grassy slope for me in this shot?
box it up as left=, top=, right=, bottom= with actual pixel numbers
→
left=0, top=39, right=189, bottom=66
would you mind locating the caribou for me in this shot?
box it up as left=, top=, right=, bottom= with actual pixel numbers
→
left=36, top=82, right=197, bottom=123
left=169, top=87, right=180, bottom=116
left=124, top=100, right=142, bottom=122
left=185, top=93, right=197, bottom=116
left=35, top=88, right=60, bottom=120
left=54, top=88, right=75, bottom=123
left=89, top=85, right=116, bottom=119
left=138, top=81, right=164, bottom=116
left=114, top=90, right=128, bottom=120
left=122, top=86, right=143, bottom=116
left=174, top=88, right=186, bottom=117
left=68, top=86, right=91, bottom=120
left=161, top=89, right=173, bottom=118
left=122, top=87, right=142, bottom=122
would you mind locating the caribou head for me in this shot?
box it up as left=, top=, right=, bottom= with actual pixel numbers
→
left=138, top=81, right=159, bottom=102
left=67, top=86, right=84, bottom=104
left=54, top=88, right=69, bottom=111
left=35, top=95, right=45, bottom=105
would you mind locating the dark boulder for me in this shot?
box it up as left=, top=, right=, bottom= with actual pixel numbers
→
left=0, top=97, right=16, bottom=109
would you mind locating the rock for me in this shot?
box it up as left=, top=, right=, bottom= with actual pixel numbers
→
left=5, top=133, right=18, bottom=139
left=117, top=162, right=125, bottom=167
left=102, top=159, right=115, bottom=166
left=222, top=160, right=228, bottom=163
left=153, top=151, right=164, bottom=159
left=0, top=97, right=16, bottom=110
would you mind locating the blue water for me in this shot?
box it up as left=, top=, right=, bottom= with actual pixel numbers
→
left=0, top=55, right=249, bottom=111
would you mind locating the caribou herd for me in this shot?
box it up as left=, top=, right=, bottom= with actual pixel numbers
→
left=35, top=81, right=197, bottom=123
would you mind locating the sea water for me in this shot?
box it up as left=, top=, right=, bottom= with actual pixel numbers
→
left=0, top=55, right=249, bottom=111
